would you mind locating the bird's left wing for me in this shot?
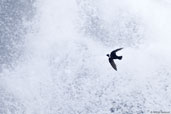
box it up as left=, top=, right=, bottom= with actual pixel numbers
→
left=109, top=58, right=117, bottom=71
left=111, top=48, right=123, bottom=55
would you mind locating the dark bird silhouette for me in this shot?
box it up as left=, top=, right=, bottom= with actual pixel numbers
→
left=106, top=48, right=123, bottom=71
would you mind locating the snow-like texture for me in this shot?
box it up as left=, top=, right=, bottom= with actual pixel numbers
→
left=0, top=0, right=171, bottom=114
left=0, top=0, right=35, bottom=68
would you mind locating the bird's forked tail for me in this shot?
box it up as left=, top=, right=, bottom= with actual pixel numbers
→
left=118, top=56, right=122, bottom=60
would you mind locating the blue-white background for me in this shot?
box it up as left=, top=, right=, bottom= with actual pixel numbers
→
left=0, top=0, right=171, bottom=113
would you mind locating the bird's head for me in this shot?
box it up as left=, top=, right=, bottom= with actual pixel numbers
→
left=106, top=54, right=109, bottom=57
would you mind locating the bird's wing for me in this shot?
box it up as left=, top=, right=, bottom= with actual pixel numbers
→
left=109, top=58, right=117, bottom=71
left=111, top=48, right=123, bottom=54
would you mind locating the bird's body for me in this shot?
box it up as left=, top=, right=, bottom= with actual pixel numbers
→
left=106, top=48, right=123, bottom=71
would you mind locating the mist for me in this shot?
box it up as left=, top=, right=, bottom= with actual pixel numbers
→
left=0, top=0, right=171, bottom=113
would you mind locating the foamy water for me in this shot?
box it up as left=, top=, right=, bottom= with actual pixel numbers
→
left=0, top=0, right=171, bottom=113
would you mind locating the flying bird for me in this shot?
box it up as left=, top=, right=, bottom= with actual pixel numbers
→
left=106, top=48, right=123, bottom=71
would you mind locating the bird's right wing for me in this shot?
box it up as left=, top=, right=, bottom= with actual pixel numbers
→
left=109, top=58, right=117, bottom=71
